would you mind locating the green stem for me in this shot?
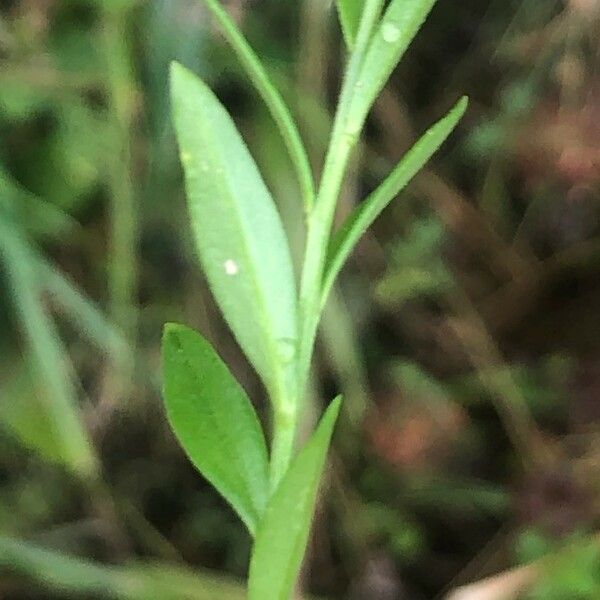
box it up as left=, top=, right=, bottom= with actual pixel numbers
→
left=102, top=8, right=137, bottom=398
left=297, top=0, right=384, bottom=394
left=269, top=401, right=297, bottom=492
left=262, top=0, right=384, bottom=487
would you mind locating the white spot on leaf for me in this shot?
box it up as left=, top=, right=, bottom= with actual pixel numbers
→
left=224, top=259, right=239, bottom=276
left=382, top=22, right=401, bottom=43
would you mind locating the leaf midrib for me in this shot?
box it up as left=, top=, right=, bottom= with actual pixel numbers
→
left=171, top=332, right=267, bottom=528
left=198, top=103, right=294, bottom=398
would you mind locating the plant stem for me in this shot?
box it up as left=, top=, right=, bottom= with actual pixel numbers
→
left=102, top=7, right=137, bottom=407
left=269, top=400, right=297, bottom=492
left=269, top=0, right=383, bottom=487
left=297, top=0, right=384, bottom=394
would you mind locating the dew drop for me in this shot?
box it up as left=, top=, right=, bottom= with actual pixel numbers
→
left=382, top=22, right=401, bottom=43
left=181, top=151, right=191, bottom=162
left=200, top=162, right=210, bottom=172
left=223, top=259, right=239, bottom=276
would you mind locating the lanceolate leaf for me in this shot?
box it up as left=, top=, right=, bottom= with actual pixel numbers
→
left=0, top=535, right=248, bottom=600
left=347, top=0, right=439, bottom=132
left=170, top=62, right=298, bottom=399
left=38, top=257, right=129, bottom=359
left=0, top=221, right=98, bottom=479
left=162, top=323, right=270, bottom=535
left=322, top=97, right=468, bottom=305
left=336, top=0, right=365, bottom=49
left=248, top=397, right=342, bottom=600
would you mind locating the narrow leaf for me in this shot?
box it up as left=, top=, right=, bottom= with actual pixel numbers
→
left=38, top=257, right=129, bottom=359
left=347, top=0, right=439, bottom=132
left=336, top=0, right=365, bottom=49
left=170, top=62, right=298, bottom=398
left=0, top=221, right=98, bottom=479
left=248, top=397, right=342, bottom=600
left=322, top=97, right=467, bottom=305
left=200, top=0, right=315, bottom=209
left=0, top=536, right=247, bottom=600
left=162, top=323, right=269, bottom=535
left=0, top=166, right=76, bottom=238
left=0, top=361, right=73, bottom=469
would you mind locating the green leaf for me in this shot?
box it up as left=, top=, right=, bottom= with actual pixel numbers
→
left=336, top=0, right=365, bottom=49
left=37, top=257, right=129, bottom=359
left=199, top=0, right=315, bottom=210
left=347, top=0, right=439, bottom=133
left=0, top=221, right=98, bottom=479
left=162, top=323, right=270, bottom=535
left=248, top=397, right=341, bottom=600
left=26, top=100, right=109, bottom=213
left=170, top=62, right=298, bottom=400
left=322, top=97, right=467, bottom=304
left=0, top=166, right=76, bottom=239
left=0, top=535, right=247, bottom=600
left=0, top=361, right=71, bottom=468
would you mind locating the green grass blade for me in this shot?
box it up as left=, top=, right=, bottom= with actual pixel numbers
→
left=248, top=397, right=341, bottom=600
left=347, top=0, right=439, bottom=133
left=0, top=536, right=247, bottom=600
left=0, top=360, right=73, bottom=468
left=37, top=257, right=129, bottom=359
left=322, top=97, right=467, bottom=305
left=162, top=323, right=270, bottom=535
left=336, top=0, right=366, bottom=49
left=0, top=165, right=76, bottom=238
left=170, top=62, right=298, bottom=404
left=0, top=221, right=98, bottom=479
left=200, top=0, right=315, bottom=210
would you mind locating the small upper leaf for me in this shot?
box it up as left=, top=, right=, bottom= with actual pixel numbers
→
left=248, top=397, right=342, bottom=600
left=162, top=323, right=270, bottom=535
left=336, top=0, right=365, bottom=49
left=322, top=97, right=468, bottom=305
left=170, top=62, right=298, bottom=398
left=347, top=0, right=439, bottom=133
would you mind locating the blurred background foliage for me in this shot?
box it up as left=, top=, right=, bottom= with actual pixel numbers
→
left=1, top=0, right=600, bottom=598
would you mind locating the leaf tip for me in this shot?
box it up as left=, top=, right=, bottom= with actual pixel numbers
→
left=169, top=60, right=186, bottom=80
left=456, top=95, right=469, bottom=117
left=323, top=395, right=343, bottom=430
left=163, top=321, right=183, bottom=339
left=162, top=322, right=193, bottom=353
left=169, top=61, right=205, bottom=99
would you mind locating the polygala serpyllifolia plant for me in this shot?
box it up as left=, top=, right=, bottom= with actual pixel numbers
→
left=162, top=0, right=467, bottom=597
